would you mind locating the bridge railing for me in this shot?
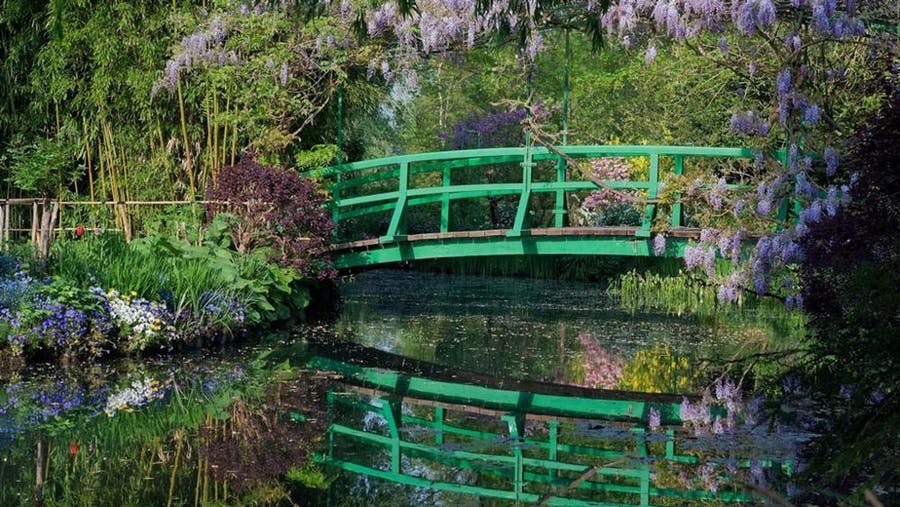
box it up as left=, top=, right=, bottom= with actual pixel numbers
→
left=302, top=145, right=764, bottom=243
left=319, top=387, right=792, bottom=505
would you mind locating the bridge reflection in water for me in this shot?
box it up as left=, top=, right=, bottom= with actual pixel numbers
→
left=310, top=342, right=794, bottom=506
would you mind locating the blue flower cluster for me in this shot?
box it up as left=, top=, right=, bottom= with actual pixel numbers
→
left=1, top=275, right=250, bottom=358
left=31, top=296, right=89, bottom=347
left=0, top=362, right=249, bottom=450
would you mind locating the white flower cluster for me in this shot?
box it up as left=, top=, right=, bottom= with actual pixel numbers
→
left=104, top=377, right=170, bottom=417
left=106, top=290, right=175, bottom=349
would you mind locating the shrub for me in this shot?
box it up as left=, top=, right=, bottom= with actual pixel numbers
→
left=796, top=90, right=899, bottom=500
left=206, top=156, right=334, bottom=279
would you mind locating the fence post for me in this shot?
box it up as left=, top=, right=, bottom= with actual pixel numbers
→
left=31, top=200, right=39, bottom=246
left=3, top=200, right=9, bottom=246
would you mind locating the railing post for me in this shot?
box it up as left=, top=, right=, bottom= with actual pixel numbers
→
left=554, top=158, right=566, bottom=228
left=547, top=420, right=560, bottom=480
left=637, top=153, right=659, bottom=238
left=382, top=161, right=409, bottom=243
left=377, top=398, right=403, bottom=474
left=434, top=406, right=445, bottom=445
left=501, top=414, right=525, bottom=502
left=440, top=166, right=451, bottom=233
left=633, top=427, right=650, bottom=507
left=508, top=143, right=533, bottom=237
left=332, top=172, right=342, bottom=239
left=665, top=429, right=675, bottom=459
left=326, top=391, right=336, bottom=461
left=670, top=155, right=684, bottom=228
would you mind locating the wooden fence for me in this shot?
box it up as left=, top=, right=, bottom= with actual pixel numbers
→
left=0, top=198, right=212, bottom=256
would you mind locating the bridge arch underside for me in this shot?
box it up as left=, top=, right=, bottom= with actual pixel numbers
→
left=329, top=227, right=699, bottom=270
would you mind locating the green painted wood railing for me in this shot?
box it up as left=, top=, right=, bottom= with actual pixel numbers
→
left=318, top=387, right=792, bottom=506
left=303, top=145, right=768, bottom=240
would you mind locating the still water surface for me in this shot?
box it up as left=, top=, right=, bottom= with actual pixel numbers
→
left=0, top=270, right=804, bottom=505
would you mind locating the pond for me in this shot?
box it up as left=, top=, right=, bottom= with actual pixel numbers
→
left=0, top=269, right=808, bottom=506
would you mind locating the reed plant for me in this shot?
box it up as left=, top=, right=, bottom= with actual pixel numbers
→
left=610, top=269, right=721, bottom=317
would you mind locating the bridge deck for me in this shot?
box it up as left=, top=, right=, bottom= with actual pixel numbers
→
left=329, top=226, right=706, bottom=254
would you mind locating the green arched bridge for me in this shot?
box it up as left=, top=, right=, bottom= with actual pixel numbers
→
left=306, top=145, right=773, bottom=270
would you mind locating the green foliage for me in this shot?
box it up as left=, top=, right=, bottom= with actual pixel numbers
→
left=610, top=269, right=726, bottom=316
left=48, top=232, right=310, bottom=327
left=5, top=136, right=82, bottom=196
left=285, top=461, right=331, bottom=489
left=294, top=143, right=340, bottom=170
left=51, top=235, right=168, bottom=298
left=619, top=345, right=695, bottom=393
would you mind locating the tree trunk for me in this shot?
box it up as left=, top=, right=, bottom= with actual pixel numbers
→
left=38, top=199, right=59, bottom=257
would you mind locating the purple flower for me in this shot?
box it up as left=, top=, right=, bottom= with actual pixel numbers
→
left=704, top=248, right=717, bottom=277
left=712, top=416, right=724, bottom=434
left=781, top=240, right=802, bottom=263
left=645, top=44, right=658, bottom=64
left=785, top=33, right=802, bottom=52
left=776, top=68, right=792, bottom=98
left=718, top=37, right=729, bottom=56
left=811, top=0, right=835, bottom=33
left=700, top=228, right=719, bottom=244
left=754, top=152, right=765, bottom=170
left=750, top=460, right=765, bottom=485
left=788, top=143, right=800, bottom=170
left=684, top=245, right=704, bottom=270
left=799, top=200, right=823, bottom=224
left=824, top=147, right=839, bottom=177
left=653, top=235, right=666, bottom=256
left=804, top=104, right=821, bottom=125
left=648, top=408, right=661, bottom=430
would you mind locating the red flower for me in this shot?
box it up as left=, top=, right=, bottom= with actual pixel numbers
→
left=74, top=225, right=85, bottom=238
left=69, top=443, right=79, bottom=456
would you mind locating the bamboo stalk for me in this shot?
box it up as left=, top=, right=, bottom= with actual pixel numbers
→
left=193, top=456, right=202, bottom=507
left=166, top=433, right=183, bottom=507
left=177, top=78, right=195, bottom=199
left=220, top=94, right=230, bottom=175
left=35, top=439, right=44, bottom=507
left=205, top=87, right=213, bottom=192
left=213, top=87, right=220, bottom=182
left=230, top=117, right=237, bottom=167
